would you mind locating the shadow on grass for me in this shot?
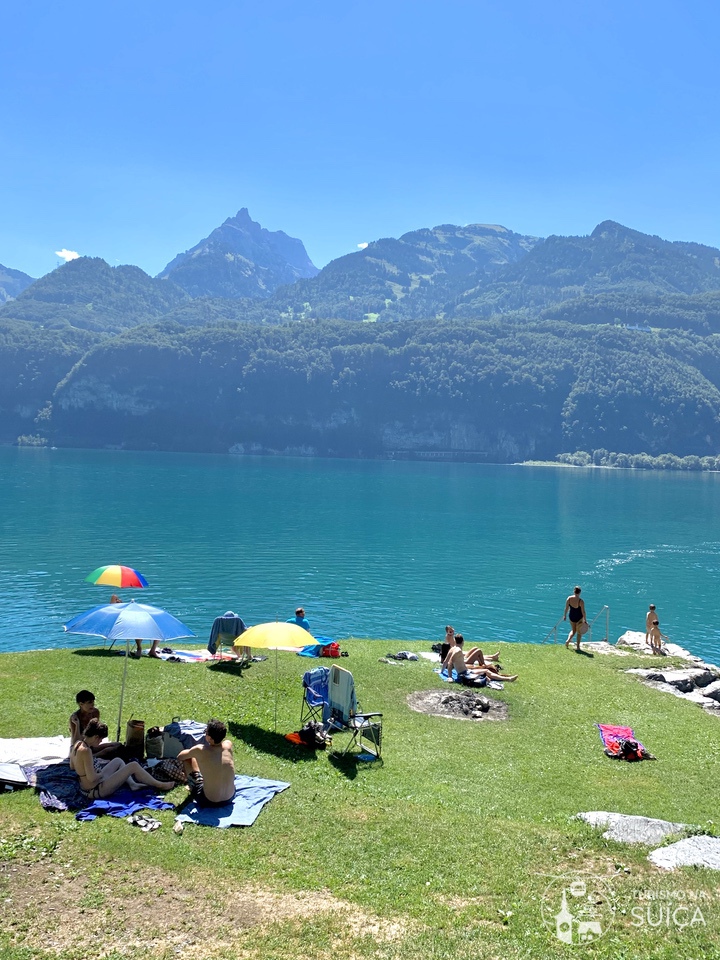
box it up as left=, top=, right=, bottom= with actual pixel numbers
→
left=576, top=649, right=595, bottom=658
left=228, top=722, right=319, bottom=763
left=328, top=750, right=384, bottom=781
left=71, top=647, right=124, bottom=658
left=207, top=659, right=250, bottom=677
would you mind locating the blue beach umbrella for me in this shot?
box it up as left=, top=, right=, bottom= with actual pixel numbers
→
left=63, top=600, right=196, bottom=739
left=64, top=600, right=195, bottom=644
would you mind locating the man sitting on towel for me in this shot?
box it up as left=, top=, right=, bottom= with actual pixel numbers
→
left=442, top=635, right=518, bottom=683
left=178, top=719, right=236, bottom=807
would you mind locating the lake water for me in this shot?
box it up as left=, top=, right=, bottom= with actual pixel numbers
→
left=1, top=447, right=719, bottom=662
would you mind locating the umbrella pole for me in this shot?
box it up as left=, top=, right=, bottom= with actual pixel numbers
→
left=274, top=645, right=278, bottom=732
left=116, top=639, right=129, bottom=742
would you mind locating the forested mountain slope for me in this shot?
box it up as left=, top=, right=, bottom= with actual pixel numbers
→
left=0, top=257, right=188, bottom=333
left=0, top=263, right=35, bottom=303
left=451, top=221, right=720, bottom=322
left=49, top=319, right=720, bottom=461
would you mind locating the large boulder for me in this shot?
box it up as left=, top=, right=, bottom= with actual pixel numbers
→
left=648, top=836, right=720, bottom=871
left=577, top=812, right=688, bottom=845
left=702, top=680, right=720, bottom=703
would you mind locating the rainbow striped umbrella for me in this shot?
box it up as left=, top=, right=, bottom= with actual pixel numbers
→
left=85, top=565, right=148, bottom=589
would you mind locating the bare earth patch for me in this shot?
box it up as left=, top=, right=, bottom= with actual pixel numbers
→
left=406, top=689, right=509, bottom=722
left=0, top=859, right=409, bottom=958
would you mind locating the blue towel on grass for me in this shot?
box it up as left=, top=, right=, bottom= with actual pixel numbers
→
left=175, top=775, right=290, bottom=828
left=435, top=667, right=462, bottom=682
left=76, top=787, right=174, bottom=821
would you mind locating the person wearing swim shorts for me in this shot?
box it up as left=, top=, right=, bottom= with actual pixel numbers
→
left=442, top=635, right=517, bottom=682
left=563, top=585, right=587, bottom=651
left=70, top=719, right=175, bottom=799
left=178, top=719, right=236, bottom=807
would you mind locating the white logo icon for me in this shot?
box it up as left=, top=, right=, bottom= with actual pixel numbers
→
left=541, top=876, right=615, bottom=945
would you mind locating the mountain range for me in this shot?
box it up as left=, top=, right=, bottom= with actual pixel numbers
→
left=3, top=214, right=720, bottom=334
left=3, top=209, right=720, bottom=463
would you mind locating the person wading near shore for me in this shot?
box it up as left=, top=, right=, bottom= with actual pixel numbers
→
left=563, top=586, right=587, bottom=651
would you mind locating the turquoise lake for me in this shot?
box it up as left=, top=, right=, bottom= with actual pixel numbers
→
left=1, top=447, right=719, bottom=661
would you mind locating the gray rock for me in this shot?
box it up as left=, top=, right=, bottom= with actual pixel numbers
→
left=702, top=680, right=720, bottom=703
left=648, top=836, right=720, bottom=871
left=577, top=812, right=688, bottom=845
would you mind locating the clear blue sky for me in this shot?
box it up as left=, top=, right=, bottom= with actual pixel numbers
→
left=2, top=1, right=719, bottom=279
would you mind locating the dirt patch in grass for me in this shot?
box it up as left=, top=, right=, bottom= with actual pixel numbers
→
left=0, top=859, right=408, bottom=958
left=407, top=689, right=509, bottom=722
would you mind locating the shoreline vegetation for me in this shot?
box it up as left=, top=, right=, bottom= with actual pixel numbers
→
left=522, top=454, right=720, bottom=472
left=1, top=640, right=718, bottom=959
left=14, top=436, right=720, bottom=475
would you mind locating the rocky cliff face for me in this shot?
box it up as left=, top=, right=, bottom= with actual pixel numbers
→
left=158, top=208, right=319, bottom=299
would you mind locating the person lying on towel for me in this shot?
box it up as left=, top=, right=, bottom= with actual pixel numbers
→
left=442, top=635, right=518, bottom=683
left=178, top=719, right=237, bottom=807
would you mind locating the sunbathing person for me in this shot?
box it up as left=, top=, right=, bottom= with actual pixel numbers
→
left=442, top=635, right=517, bottom=682
left=69, top=690, right=122, bottom=759
left=70, top=719, right=175, bottom=800
left=177, top=718, right=236, bottom=807
left=463, top=645, right=501, bottom=666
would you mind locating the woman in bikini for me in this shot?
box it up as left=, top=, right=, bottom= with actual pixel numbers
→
left=70, top=719, right=175, bottom=800
left=563, top=585, right=587, bottom=651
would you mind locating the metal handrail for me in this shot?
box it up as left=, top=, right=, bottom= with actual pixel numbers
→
left=586, top=605, right=610, bottom=643
left=542, top=605, right=610, bottom=644
left=542, top=615, right=566, bottom=644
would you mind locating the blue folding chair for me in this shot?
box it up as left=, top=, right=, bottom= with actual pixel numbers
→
left=300, top=666, right=330, bottom=726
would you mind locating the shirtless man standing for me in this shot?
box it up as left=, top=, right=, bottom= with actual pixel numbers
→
left=177, top=719, right=236, bottom=807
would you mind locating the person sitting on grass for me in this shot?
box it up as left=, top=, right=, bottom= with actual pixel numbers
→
left=70, top=719, right=175, bottom=801
left=287, top=607, right=310, bottom=632
left=442, top=635, right=518, bottom=683
left=177, top=719, right=236, bottom=808
left=69, top=690, right=122, bottom=759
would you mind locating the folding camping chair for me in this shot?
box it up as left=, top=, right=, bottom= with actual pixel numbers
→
left=324, top=664, right=383, bottom=758
left=300, top=666, right=330, bottom=726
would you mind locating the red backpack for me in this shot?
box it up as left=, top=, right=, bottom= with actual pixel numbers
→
left=320, top=642, right=341, bottom=658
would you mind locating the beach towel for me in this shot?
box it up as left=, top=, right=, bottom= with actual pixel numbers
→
left=0, top=736, right=71, bottom=766
left=435, top=667, right=503, bottom=689
left=22, top=761, right=175, bottom=816
left=596, top=723, right=655, bottom=761
left=175, top=775, right=290, bottom=828
left=24, top=760, right=86, bottom=811
left=75, top=788, right=174, bottom=821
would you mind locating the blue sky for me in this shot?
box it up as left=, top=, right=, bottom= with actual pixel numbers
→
left=2, top=1, right=719, bottom=279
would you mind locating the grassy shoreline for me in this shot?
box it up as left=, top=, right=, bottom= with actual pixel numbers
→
left=1, top=641, right=718, bottom=959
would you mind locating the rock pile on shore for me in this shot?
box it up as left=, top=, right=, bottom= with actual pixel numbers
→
left=618, top=631, right=720, bottom=715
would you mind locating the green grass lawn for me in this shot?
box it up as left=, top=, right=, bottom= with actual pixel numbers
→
left=0, top=641, right=718, bottom=960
